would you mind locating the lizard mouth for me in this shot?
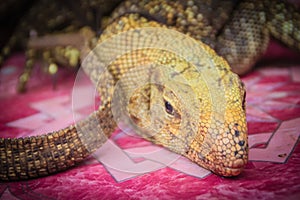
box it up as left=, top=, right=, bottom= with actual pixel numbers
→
left=218, top=159, right=246, bottom=177
left=225, top=166, right=243, bottom=174
left=206, top=158, right=246, bottom=177
left=222, top=167, right=244, bottom=177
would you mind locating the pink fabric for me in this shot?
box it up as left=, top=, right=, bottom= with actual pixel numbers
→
left=0, top=41, right=300, bottom=199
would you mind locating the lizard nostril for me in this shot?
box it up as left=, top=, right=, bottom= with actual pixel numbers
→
left=238, top=140, right=245, bottom=146
left=234, top=151, right=238, bottom=156
left=235, top=130, right=240, bottom=137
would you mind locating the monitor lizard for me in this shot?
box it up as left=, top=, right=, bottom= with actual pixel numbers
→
left=0, top=0, right=299, bottom=181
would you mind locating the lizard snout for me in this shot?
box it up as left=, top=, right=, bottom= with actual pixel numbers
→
left=186, top=119, right=248, bottom=177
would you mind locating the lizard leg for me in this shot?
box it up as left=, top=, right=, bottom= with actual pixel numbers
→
left=16, top=27, right=95, bottom=92
left=17, top=48, right=36, bottom=93
left=0, top=35, right=18, bottom=67
left=215, top=0, right=270, bottom=75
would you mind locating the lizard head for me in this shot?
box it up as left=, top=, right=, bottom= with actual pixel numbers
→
left=124, top=49, right=248, bottom=177
left=91, top=27, right=248, bottom=177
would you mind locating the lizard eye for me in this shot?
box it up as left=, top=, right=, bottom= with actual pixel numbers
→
left=242, top=92, right=246, bottom=111
left=165, top=100, right=174, bottom=115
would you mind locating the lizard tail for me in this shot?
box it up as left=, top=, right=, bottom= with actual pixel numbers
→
left=265, top=0, right=300, bottom=51
left=0, top=105, right=115, bottom=181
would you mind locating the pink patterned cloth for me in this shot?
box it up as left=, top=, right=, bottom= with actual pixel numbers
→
left=0, top=41, right=300, bottom=200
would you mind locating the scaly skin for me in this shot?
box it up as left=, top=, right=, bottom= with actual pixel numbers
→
left=1, top=0, right=300, bottom=181
left=110, top=0, right=300, bottom=74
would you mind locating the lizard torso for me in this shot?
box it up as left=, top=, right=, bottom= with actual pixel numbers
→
left=0, top=0, right=299, bottom=181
